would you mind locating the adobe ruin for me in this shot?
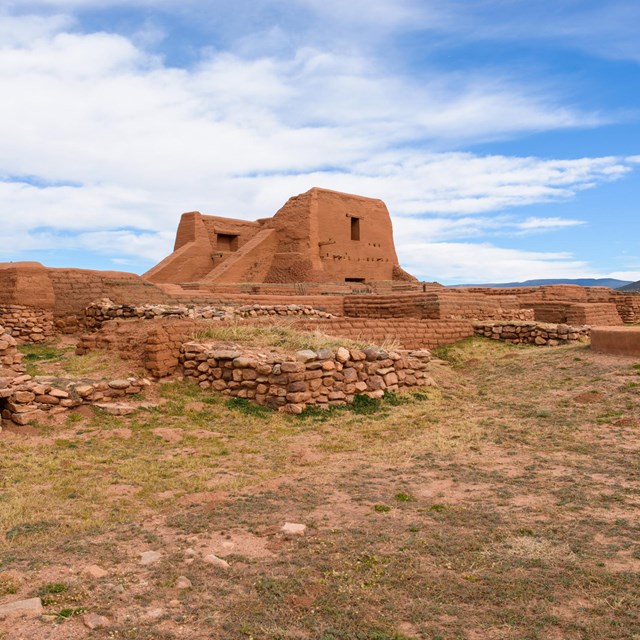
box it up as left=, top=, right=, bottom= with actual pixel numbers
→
left=2, top=186, right=640, bottom=422
left=144, top=187, right=416, bottom=287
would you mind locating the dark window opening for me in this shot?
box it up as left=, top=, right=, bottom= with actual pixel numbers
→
left=350, top=217, right=360, bottom=241
left=0, top=396, right=8, bottom=418
left=345, top=277, right=365, bottom=283
left=217, top=233, right=239, bottom=252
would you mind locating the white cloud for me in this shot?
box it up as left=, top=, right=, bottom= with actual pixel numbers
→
left=399, top=242, right=596, bottom=284
left=0, top=12, right=636, bottom=283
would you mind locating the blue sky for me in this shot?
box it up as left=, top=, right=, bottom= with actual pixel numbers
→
left=0, top=0, right=639, bottom=284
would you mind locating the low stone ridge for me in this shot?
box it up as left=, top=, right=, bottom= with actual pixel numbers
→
left=472, top=321, right=590, bottom=345
left=0, top=372, right=149, bottom=428
left=85, top=299, right=336, bottom=328
left=180, top=341, right=434, bottom=413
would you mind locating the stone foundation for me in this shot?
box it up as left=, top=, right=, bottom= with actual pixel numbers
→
left=473, top=321, right=590, bottom=345
left=180, top=342, right=434, bottom=413
left=85, top=299, right=335, bottom=329
left=0, top=374, right=148, bottom=428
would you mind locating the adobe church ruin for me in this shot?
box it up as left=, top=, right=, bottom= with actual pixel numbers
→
left=144, top=187, right=415, bottom=286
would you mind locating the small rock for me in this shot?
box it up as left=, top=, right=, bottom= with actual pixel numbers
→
left=295, top=349, right=317, bottom=363
left=175, top=576, right=192, bottom=589
left=140, top=607, right=164, bottom=621
left=139, top=550, right=161, bottom=566
left=203, top=554, right=230, bottom=570
left=84, top=564, right=108, bottom=579
left=0, top=597, right=43, bottom=618
left=281, top=522, right=307, bottom=537
left=184, top=547, right=196, bottom=556
left=94, top=402, right=135, bottom=416
left=83, top=612, right=110, bottom=629
left=108, top=379, right=130, bottom=390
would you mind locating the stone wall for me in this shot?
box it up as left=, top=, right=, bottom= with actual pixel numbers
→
left=0, top=306, right=55, bottom=343
left=0, top=325, right=25, bottom=376
left=180, top=342, right=434, bottom=413
left=85, top=299, right=335, bottom=329
left=473, top=321, right=590, bottom=345
left=0, top=374, right=147, bottom=427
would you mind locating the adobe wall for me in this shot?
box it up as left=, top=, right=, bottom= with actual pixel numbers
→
left=263, top=188, right=402, bottom=283
left=0, top=262, right=169, bottom=333
left=343, top=292, right=533, bottom=321
left=293, top=318, right=475, bottom=350
left=591, top=327, right=640, bottom=357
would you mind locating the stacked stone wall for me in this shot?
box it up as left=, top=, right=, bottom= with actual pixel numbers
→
left=85, top=300, right=335, bottom=329
left=473, top=321, right=590, bottom=345
left=0, top=325, right=25, bottom=375
left=614, top=295, right=640, bottom=324
left=0, top=306, right=55, bottom=343
left=180, top=342, right=433, bottom=413
left=0, top=374, right=147, bottom=427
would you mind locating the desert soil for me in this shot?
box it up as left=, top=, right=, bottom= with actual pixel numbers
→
left=1, top=337, right=639, bottom=639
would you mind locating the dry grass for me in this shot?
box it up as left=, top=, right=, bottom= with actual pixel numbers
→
left=191, top=319, right=401, bottom=352
left=1, top=337, right=640, bottom=639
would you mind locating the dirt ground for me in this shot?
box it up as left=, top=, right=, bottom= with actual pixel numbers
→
left=1, top=337, right=639, bottom=639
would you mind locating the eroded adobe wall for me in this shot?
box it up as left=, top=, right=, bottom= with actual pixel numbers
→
left=591, top=327, right=640, bottom=356
left=0, top=262, right=169, bottom=333
left=293, top=318, right=475, bottom=350
left=565, top=303, right=623, bottom=326
left=311, top=188, right=400, bottom=282
left=344, top=292, right=532, bottom=321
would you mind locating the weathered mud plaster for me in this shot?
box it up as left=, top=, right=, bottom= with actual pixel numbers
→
left=144, top=187, right=416, bottom=285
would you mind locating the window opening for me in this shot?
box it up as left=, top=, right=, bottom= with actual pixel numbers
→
left=350, top=217, right=360, bottom=241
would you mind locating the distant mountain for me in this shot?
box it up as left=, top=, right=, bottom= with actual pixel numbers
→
left=455, top=278, right=634, bottom=289
left=616, top=281, right=640, bottom=292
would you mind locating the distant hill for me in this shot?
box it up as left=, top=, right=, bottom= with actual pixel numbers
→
left=455, top=278, right=633, bottom=289
left=616, top=281, right=640, bottom=292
